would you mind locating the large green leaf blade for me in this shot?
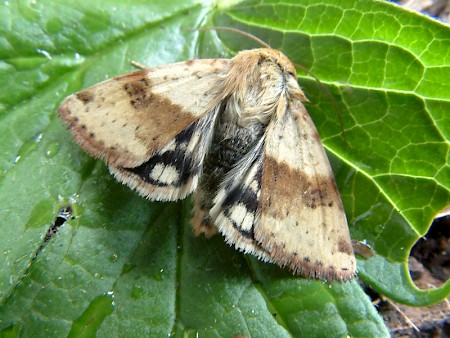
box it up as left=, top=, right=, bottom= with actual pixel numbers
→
left=2, top=0, right=448, bottom=336
left=215, top=0, right=450, bottom=306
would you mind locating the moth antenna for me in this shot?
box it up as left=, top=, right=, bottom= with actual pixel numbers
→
left=293, top=61, right=348, bottom=147
left=198, top=26, right=272, bottom=49
left=131, top=61, right=148, bottom=70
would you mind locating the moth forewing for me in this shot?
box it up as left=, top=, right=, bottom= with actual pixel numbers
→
left=58, top=46, right=355, bottom=281
left=258, top=100, right=355, bottom=280
left=58, top=59, right=231, bottom=168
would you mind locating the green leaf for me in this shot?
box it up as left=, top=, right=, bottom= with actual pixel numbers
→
left=0, top=0, right=448, bottom=336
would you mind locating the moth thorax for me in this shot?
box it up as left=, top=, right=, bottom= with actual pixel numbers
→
left=229, top=60, right=287, bottom=127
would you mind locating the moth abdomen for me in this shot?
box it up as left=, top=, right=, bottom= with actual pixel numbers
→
left=192, top=119, right=265, bottom=234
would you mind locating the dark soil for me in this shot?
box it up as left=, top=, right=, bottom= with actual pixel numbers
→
left=372, top=216, right=450, bottom=337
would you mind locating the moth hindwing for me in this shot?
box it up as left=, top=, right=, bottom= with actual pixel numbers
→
left=58, top=48, right=355, bottom=281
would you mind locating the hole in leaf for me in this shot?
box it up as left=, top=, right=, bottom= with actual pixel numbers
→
left=364, top=214, right=450, bottom=336
left=409, top=215, right=449, bottom=286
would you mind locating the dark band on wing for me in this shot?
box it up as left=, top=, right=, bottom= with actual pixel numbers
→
left=220, top=161, right=263, bottom=240
left=124, top=120, right=201, bottom=187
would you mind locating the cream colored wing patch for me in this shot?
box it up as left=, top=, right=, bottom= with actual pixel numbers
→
left=257, top=100, right=355, bottom=280
left=58, top=59, right=231, bottom=168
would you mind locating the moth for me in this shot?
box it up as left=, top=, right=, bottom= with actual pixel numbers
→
left=58, top=45, right=356, bottom=281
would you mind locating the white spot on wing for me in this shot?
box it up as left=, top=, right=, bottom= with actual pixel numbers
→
left=229, top=203, right=254, bottom=232
left=150, top=163, right=179, bottom=184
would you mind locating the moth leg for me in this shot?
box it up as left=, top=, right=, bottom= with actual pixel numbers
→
left=191, top=190, right=218, bottom=237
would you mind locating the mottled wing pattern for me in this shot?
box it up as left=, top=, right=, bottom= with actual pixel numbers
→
left=257, top=100, right=355, bottom=280
left=58, top=59, right=231, bottom=168
left=110, top=107, right=219, bottom=201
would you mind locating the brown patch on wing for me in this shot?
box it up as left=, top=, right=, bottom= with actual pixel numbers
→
left=121, top=75, right=198, bottom=152
left=260, top=156, right=342, bottom=220
left=338, top=237, right=354, bottom=255
left=76, top=90, right=94, bottom=104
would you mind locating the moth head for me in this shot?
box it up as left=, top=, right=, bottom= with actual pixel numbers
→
left=252, top=49, right=307, bottom=102
left=231, top=48, right=297, bottom=76
left=260, top=48, right=297, bottom=77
